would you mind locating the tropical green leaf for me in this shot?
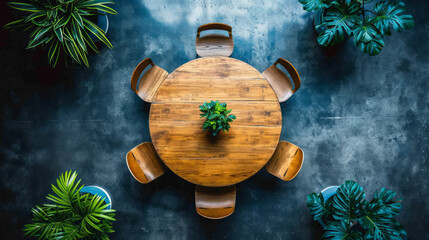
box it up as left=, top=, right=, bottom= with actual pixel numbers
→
left=3, top=19, right=27, bottom=30
left=23, top=171, right=116, bottom=239
left=352, top=22, right=384, bottom=55
left=372, top=188, right=402, bottom=216
left=83, top=18, right=113, bottom=48
left=316, top=4, right=360, bottom=46
left=25, top=11, right=46, bottom=23
left=331, top=180, right=365, bottom=223
left=306, top=192, right=332, bottom=221
left=87, top=4, right=118, bottom=15
left=298, top=0, right=337, bottom=12
left=371, top=0, right=414, bottom=36
left=322, top=221, right=363, bottom=240
left=359, top=200, right=404, bottom=240
left=7, top=2, right=40, bottom=12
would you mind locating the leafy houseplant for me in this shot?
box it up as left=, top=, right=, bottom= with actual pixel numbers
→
left=298, top=0, right=414, bottom=55
left=4, top=0, right=118, bottom=67
left=199, top=100, right=236, bottom=136
left=307, top=180, right=406, bottom=239
left=24, top=171, right=116, bottom=239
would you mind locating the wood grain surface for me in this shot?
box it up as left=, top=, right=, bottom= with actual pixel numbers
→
left=149, top=57, right=282, bottom=187
left=195, top=185, right=236, bottom=219
left=265, top=141, right=304, bottom=181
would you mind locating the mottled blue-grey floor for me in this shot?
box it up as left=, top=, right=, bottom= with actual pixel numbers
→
left=1, top=0, right=428, bottom=239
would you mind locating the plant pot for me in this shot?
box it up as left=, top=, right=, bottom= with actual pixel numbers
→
left=318, top=185, right=339, bottom=226
left=89, top=11, right=109, bottom=42
left=80, top=186, right=112, bottom=209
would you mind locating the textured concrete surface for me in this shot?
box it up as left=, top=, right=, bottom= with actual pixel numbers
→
left=0, top=0, right=428, bottom=239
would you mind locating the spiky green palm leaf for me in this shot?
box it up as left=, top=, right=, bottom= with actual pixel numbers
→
left=23, top=171, right=116, bottom=240
left=370, top=0, right=414, bottom=36
left=4, top=0, right=117, bottom=68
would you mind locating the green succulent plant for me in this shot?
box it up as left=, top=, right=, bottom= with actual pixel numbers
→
left=298, top=0, right=414, bottom=55
left=23, top=171, right=116, bottom=240
left=4, top=0, right=118, bottom=67
left=199, top=100, right=236, bottom=136
left=307, top=180, right=406, bottom=240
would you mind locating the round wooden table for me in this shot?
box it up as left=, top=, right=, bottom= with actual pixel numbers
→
left=149, top=57, right=282, bottom=187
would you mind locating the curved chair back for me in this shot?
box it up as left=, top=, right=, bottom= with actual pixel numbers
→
left=196, top=23, right=234, bottom=57
left=262, top=58, right=300, bottom=102
left=126, top=142, right=166, bottom=184
left=195, top=185, right=236, bottom=219
left=130, top=58, right=168, bottom=103
left=265, top=141, right=304, bottom=181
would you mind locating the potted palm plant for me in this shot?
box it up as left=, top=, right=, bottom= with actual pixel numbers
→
left=307, top=180, right=406, bottom=239
left=4, top=0, right=118, bottom=67
left=199, top=100, right=236, bottom=136
left=298, top=0, right=414, bottom=55
left=24, top=171, right=116, bottom=239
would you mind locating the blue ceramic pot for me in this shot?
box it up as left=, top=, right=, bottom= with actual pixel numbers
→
left=80, top=186, right=112, bottom=209
left=317, top=186, right=339, bottom=226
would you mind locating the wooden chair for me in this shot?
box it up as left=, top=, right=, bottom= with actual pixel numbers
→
left=130, top=58, right=168, bottom=103
left=195, top=23, right=234, bottom=57
left=265, top=141, right=304, bottom=181
left=195, top=185, right=236, bottom=219
left=262, top=58, right=301, bottom=102
left=126, top=142, right=166, bottom=184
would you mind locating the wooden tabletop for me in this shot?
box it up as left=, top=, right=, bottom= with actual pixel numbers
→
left=149, top=57, right=282, bottom=187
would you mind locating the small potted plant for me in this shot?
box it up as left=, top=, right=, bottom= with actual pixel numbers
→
left=298, top=0, right=414, bottom=55
left=306, top=180, right=407, bottom=239
left=199, top=100, right=236, bottom=136
left=24, top=171, right=116, bottom=239
left=4, top=0, right=118, bottom=67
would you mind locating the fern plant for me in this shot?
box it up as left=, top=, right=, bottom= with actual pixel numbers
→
left=298, top=0, right=414, bottom=55
left=307, top=180, right=406, bottom=240
left=23, top=171, right=116, bottom=240
left=4, top=0, right=118, bottom=67
left=199, top=100, right=236, bottom=136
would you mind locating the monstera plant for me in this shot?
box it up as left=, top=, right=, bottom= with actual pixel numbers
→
left=4, top=0, right=118, bottom=67
left=298, top=0, right=414, bottom=55
left=307, top=180, right=406, bottom=239
left=199, top=100, right=236, bottom=136
left=23, top=171, right=116, bottom=239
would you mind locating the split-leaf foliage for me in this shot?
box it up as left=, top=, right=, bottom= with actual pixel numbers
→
left=199, top=100, right=236, bottom=136
left=4, top=0, right=118, bottom=67
left=306, top=180, right=406, bottom=240
left=298, top=0, right=414, bottom=55
left=23, top=171, right=116, bottom=240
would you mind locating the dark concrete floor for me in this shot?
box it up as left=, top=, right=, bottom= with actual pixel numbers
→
left=1, top=0, right=428, bottom=239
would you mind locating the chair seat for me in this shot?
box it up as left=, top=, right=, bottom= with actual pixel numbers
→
left=136, top=66, right=168, bottom=102
left=263, top=66, right=294, bottom=102
left=196, top=34, right=234, bottom=57
left=126, top=142, right=165, bottom=184
left=265, top=141, right=304, bottom=181
left=195, top=185, right=236, bottom=219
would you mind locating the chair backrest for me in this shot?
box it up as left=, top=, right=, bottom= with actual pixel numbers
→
left=130, top=58, right=168, bottom=102
left=263, top=58, right=301, bottom=102
left=126, top=142, right=166, bottom=184
left=197, top=23, right=232, bottom=37
left=195, top=185, right=236, bottom=219
left=265, top=141, right=304, bottom=181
